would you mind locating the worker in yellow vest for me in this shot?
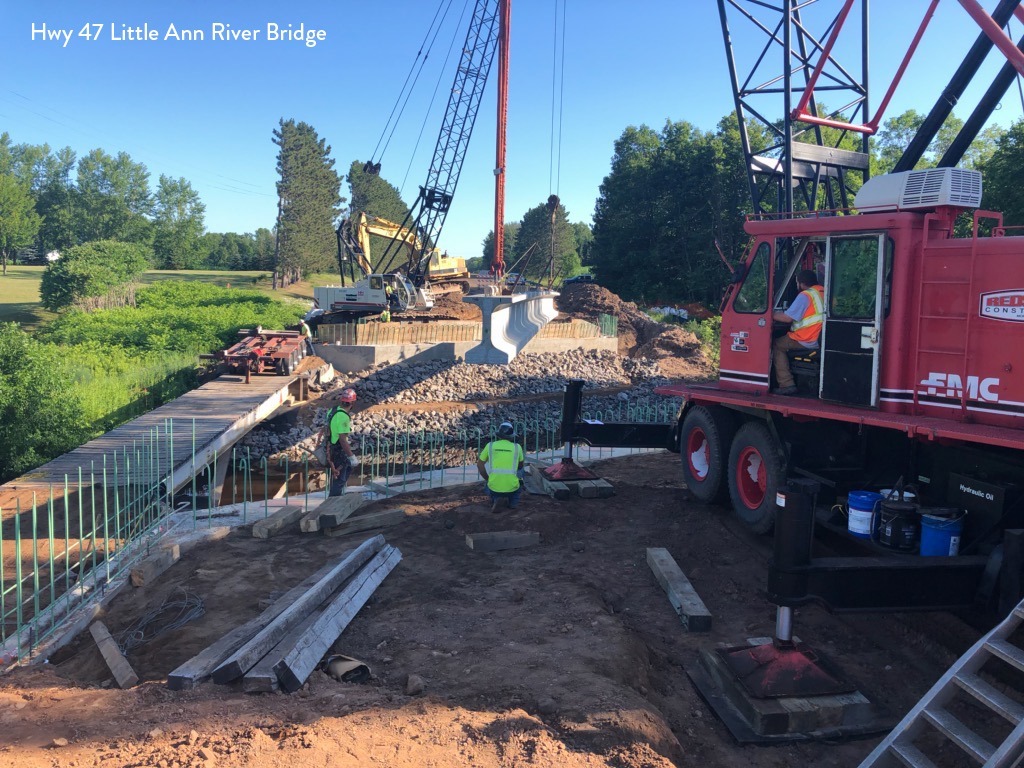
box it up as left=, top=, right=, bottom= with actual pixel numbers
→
left=380, top=306, right=391, bottom=323
left=772, top=269, right=824, bottom=396
left=476, top=421, right=525, bottom=512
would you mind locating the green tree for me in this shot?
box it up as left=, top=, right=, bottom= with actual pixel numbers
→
left=152, top=175, right=206, bottom=269
left=591, top=117, right=750, bottom=305
left=571, top=221, right=594, bottom=267
left=40, top=239, right=151, bottom=310
left=481, top=222, right=520, bottom=272
left=347, top=160, right=410, bottom=223
left=273, top=119, right=343, bottom=285
left=0, top=173, right=42, bottom=275
left=511, top=200, right=578, bottom=282
left=35, top=146, right=78, bottom=254
left=981, top=119, right=1024, bottom=225
left=74, top=149, right=153, bottom=245
left=0, top=323, right=85, bottom=481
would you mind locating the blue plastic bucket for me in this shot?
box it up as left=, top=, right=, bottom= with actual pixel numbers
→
left=920, top=511, right=965, bottom=556
left=847, top=491, right=883, bottom=539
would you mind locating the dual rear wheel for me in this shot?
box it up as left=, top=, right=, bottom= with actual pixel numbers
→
left=679, top=406, right=785, bottom=534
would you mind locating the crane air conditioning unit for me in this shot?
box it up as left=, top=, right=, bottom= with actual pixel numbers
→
left=854, top=168, right=982, bottom=213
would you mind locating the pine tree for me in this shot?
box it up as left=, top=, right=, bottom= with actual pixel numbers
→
left=273, top=120, right=343, bottom=286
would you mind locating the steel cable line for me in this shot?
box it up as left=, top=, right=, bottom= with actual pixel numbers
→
left=548, top=0, right=568, bottom=197
left=400, top=0, right=475, bottom=196
left=371, top=0, right=458, bottom=165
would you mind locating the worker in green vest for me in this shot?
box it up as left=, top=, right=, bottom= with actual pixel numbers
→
left=323, top=388, right=360, bottom=496
left=476, top=421, right=525, bottom=512
left=380, top=306, right=391, bottom=323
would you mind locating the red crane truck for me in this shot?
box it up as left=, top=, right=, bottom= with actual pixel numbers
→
left=657, top=166, right=1023, bottom=551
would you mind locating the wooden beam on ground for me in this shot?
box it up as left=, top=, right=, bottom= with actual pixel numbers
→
left=166, top=561, right=340, bottom=691
left=89, top=621, right=139, bottom=689
left=577, top=479, right=615, bottom=499
left=304, top=494, right=365, bottom=532
left=130, top=544, right=180, bottom=588
left=539, top=474, right=571, bottom=500
left=242, top=606, right=326, bottom=693
left=251, top=505, right=305, bottom=539
left=211, top=535, right=386, bottom=683
left=323, top=508, right=406, bottom=538
left=466, top=531, right=540, bottom=552
left=367, top=481, right=401, bottom=497
left=274, top=545, right=401, bottom=693
left=646, top=547, right=712, bottom=632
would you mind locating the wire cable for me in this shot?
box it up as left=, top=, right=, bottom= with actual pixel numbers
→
left=548, top=0, right=568, bottom=197
left=114, top=586, right=205, bottom=655
left=400, top=0, right=474, bottom=196
left=372, top=0, right=457, bottom=165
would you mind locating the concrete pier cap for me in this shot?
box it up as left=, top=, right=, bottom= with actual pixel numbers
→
left=462, top=290, right=560, bottom=364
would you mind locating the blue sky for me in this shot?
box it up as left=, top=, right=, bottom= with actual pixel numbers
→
left=3, top=1, right=1023, bottom=262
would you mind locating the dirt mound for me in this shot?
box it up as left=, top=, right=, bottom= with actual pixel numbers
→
left=635, top=327, right=716, bottom=381
left=556, top=284, right=680, bottom=359
left=413, top=291, right=481, bottom=321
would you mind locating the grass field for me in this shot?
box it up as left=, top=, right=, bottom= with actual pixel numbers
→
left=0, top=267, right=338, bottom=330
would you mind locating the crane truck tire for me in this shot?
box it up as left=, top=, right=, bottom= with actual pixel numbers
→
left=726, top=420, right=786, bottom=534
left=679, top=405, right=735, bottom=505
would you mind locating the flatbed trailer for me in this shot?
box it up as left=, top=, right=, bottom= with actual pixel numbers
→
left=219, top=330, right=305, bottom=376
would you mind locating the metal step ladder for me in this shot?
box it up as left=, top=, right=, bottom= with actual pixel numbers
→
left=859, top=599, right=1024, bottom=767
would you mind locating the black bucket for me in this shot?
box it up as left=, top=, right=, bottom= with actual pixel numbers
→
left=876, top=500, right=920, bottom=551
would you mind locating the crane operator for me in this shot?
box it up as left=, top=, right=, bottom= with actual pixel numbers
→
left=771, top=269, right=824, bottom=396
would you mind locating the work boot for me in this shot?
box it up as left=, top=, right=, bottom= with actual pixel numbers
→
left=490, top=500, right=500, bottom=514
left=774, top=385, right=798, bottom=396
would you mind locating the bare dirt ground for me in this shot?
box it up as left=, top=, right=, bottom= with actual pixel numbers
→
left=0, top=451, right=979, bottom=768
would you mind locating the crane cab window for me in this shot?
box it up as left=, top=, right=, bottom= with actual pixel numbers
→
left=828, top=236, right=893, bottom=319
left=370, top=276, right=383, bottom=291
left=733, top=243, right=770, bottom=314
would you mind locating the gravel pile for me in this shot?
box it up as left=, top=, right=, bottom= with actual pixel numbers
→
left=332, top=349, right=663, bottom=405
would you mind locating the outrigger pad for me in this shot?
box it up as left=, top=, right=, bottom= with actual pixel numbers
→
left=540, top=458, right=598, bottom=482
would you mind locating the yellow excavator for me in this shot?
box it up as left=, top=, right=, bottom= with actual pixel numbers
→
left=349, top=212, right=471, bottom=295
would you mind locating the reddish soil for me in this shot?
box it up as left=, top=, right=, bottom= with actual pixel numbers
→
left=556, top=284, right=672, bottom=357
left=0, top=452, right=979, bottom=768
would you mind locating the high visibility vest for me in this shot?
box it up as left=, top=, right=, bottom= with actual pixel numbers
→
left=479, top=439, right=523, bottom=493
left=788, top=285, right=824, bottom=344
left=327, top=407, right=351, bottom=444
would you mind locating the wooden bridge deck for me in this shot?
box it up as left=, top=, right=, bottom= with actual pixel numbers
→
left=0, top=374, right=300, bottom=515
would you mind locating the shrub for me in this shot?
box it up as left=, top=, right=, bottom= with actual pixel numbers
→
left=40, top=240, right=152, bottom=310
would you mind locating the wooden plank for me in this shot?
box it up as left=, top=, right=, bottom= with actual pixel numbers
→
left=130, top=544, right=180, bottom=587
left=251, top=505, right=304, bottom=539
left=89, top=621, right=139, bottom=689
left=466, top=531, right=540, bottom=552
left=578, top=479, right=615, bottom=499
left=323, top=508, right=406, bottom=538
left=646, top=547, right=712, bottom=632
left=539, top=474, right=571, bottom=500
left=315, top=494, right=366, bottom=528
left=274, top=545, right=401, bottom=693
left=520, top=466, right=548, bottom=496
left=299, top=507, right=324, bottom=534
left=211, top=535, right=386, bottom=683
left=242, top=605, right=326, bottom=693
left=166, top=560, right=339, bottom=691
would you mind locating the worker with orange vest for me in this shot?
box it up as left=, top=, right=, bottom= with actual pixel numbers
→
left=771, top=269, right=824, bottom=396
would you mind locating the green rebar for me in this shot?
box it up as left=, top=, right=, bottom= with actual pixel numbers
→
left=31, top=493, right=39, bottom=625
left=90, top=461, right=97, bottom=577
left=0, top=505, right=5, bottom=643
left=77, top=467, right=84, bottom=591
left=102, top=457, right=110, bottom=581
left=47, top=488, right=55, bottom=612
left=15, top=500, right=23, bottom=640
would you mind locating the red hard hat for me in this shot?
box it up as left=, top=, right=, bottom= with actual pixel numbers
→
left=339, top=388, right=357, bottom=403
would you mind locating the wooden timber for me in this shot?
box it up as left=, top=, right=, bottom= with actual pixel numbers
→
left=465, top=531, right=540, bottom=552
left=315, top=495, right=366, bottom=529
left=251, top=506, right=305, bottom=538
left=0, top=373, right=299, bottom=516
left=166, top=561, right=340, bottom=691
left=211, top=535, right=386, bottom=683
left=130, top=544, right=180, bottom=587
left=646, top=547, right=712, bottom=632
left=90, top=621, right=139, bottom=689
left=274, top=545, right=402, bottom=693
left=323, top=508, right=406, bottom=538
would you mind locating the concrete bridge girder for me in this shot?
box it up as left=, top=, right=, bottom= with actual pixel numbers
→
left=462, top=291, right=560, bottom=365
